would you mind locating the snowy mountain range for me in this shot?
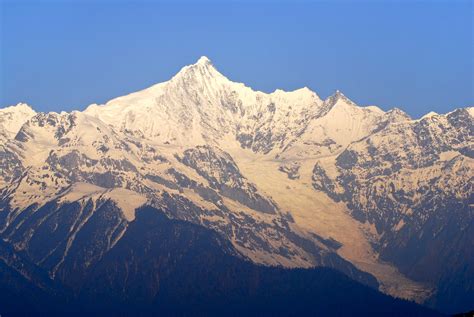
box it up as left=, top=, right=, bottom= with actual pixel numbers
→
left=0, top=56, right=472, bottom=314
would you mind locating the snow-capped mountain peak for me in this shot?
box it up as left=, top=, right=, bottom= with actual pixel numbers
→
left=270, top=87, right=320, bottom=102
left=421, top=111, right=439, bottom=119
left=325, top=90, right=356, bottom=107
left=196, top=55, right=212, bottom=65
left=0, top=102, right=35, bottom=113
left=170, top=55, right=226, bottom=84
left=1, top=58, right=472, bottom=312
left=0, top=102, right=37, bottom=142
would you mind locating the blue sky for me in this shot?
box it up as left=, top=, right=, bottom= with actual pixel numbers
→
left=1, top=0, right=472, bottom=117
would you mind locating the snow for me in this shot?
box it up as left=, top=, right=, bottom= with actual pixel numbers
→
left=220, top=139, right=432, bottom=300
left=60, top=183, right=147, bottom=221
left=60, top=183, right=106, bottom=202
left=422, top=111, right=439, bottom=119
left=364, top=105, right=385, bottom=113
left=439, top=151, right=459, bottom=161
left=83, top=56, right=325, bottom=150
left=196, top=55, right=211, bottom=64
left=1, top=56, right=470, bottom=303
left=467, top=106, right=474, bottom=117
left=0, top=103, right=36, bottom=142
left=101, top=188, right=147, bottom=221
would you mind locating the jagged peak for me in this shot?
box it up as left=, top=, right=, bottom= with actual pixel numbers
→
left=416, top=111, right=443, bottom=121
left=324, top=90, right=356, bottom=108
left=388, top=107, right=410, bottom=116
left=330, top=90, right=349, bottom=101
left=272, top=86, right=314, bottom=95
left=421, top=111, right=439, bottom=119
left=445, top=107, right=474, bottom=120
left=196, top=55, right=212, bottom=65
left=269, top=87, right=322, bottom=104
left=173, top=55, right=222, bottom=79
left=0, top=102, right=36, bottom=114
left=0, top=103, right=38, bottom=142
left=383, top=107, right=412, bottom=122
left=388, top=107, right=407, bottom=114
left=412, top=107, right=473, bottom=122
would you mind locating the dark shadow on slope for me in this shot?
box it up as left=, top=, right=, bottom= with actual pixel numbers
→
left=74, top=206, right=440, bottom=316
left=0, top=205, right=441, bottom=316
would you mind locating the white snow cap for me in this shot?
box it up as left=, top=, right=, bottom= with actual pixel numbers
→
left=422, top=111, right=439, bottom=119
left=0, top=102, right=37, bottom=141
left=196, top=56, right=212, bottom=65
left=0, top=102, right=35, bottom=113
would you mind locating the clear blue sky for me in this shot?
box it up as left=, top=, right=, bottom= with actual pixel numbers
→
left=1, top=0, right=472, bottom=117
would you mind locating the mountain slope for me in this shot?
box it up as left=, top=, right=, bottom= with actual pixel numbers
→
left=311, top=107, right=473, bottom=313
left=0, top=56, right=472, bottom=313
left=0, top=103, right=36, bottom=143
left=0, top=206, right=438, bottom=315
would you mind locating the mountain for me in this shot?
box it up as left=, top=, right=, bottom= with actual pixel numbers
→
left=0, top=206, right=437, bottom=315
left=0, top=103, right=36, bottom=142
left=0, top=56, right=472, bottom=314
